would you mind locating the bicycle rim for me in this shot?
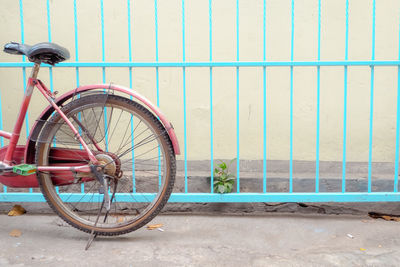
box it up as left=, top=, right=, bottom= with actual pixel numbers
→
left=35, top=94, right=175, bottom=235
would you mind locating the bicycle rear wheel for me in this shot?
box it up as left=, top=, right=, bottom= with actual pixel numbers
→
left=35, top=94, right=175, bottom=236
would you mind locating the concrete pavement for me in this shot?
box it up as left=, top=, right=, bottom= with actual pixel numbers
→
left=0, top=213, right=399, bottom=266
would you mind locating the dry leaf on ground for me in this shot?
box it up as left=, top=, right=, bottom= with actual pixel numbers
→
left=8, top=205, right=26, bottom=216
left=9, top=229, right=22, bottom=237
left=147, top=224, right=163, bottom=230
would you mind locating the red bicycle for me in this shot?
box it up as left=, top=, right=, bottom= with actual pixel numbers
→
left=0, top=42, right=180, bottom=236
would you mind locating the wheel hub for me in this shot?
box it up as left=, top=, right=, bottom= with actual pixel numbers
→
left=95, top=154, right=117, bottom=176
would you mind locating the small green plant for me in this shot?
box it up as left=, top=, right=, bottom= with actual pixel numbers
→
left=213, top=159, right=236, bottom=194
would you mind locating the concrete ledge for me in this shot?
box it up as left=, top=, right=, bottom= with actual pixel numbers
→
left=1, top=160, right=399, bottom=215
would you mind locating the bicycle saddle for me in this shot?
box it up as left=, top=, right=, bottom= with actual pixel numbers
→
left=3, top=42, right=70, bottom=65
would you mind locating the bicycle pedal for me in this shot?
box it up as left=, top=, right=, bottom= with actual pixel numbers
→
left=13, top=164, right=37, bottom=176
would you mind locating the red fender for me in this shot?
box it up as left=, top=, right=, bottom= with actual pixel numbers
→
left=25, top=84, right=180, bottom=164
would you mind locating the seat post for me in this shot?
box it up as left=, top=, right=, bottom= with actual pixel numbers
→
left=30, top=63, right=40, bottom=80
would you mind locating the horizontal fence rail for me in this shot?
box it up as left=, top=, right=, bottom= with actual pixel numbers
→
left=1, top=0, right=400, bottom=203
left=2, top=192, right=400, bottom=203
left=1, top=61, right=400, bottom=67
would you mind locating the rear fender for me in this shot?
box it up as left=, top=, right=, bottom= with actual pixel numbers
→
left=25, top=84, right=180, bottom=164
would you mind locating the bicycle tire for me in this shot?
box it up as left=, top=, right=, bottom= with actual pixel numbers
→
left=35, top=94, right=175, bottom=236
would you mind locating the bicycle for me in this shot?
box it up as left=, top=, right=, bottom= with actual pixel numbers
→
left=0, top=42, right=180, bottom=237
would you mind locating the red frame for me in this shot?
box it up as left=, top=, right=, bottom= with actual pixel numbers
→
left=0, top=64, right=97, bottom=172
left=0, top=63, right=180, bottom=188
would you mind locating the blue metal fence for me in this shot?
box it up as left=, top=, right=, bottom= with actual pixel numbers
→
left=1, top=0, right=400, bottom=203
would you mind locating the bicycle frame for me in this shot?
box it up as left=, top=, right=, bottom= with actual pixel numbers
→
left=0, top=63, right=96, bottom=172
left=0, top=63, right=180, bottom=188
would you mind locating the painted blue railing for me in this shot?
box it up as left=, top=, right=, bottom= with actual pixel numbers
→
left=1, top=0, right=400, bottom=203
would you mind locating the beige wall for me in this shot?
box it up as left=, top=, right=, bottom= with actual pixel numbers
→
left=0, top=0, right=399, bottom=162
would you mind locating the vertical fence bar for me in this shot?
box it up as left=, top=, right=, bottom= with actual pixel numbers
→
left=0, top=92, right=3, bottom=148
left=101, top=0, right=105, bottom=84
left=289, top=0, right=294, bottom=193
left=73, top=0, right=84, bottom=193
left=182, top=0, right=188, bottom=193
left=19, top=0, right=32, bottom=193
left=342, top=0, right=349, bottom=193
left=395, top=11, right=400, bottom=192
left=73, top=0, right=80, bottom=88
left=315, top=0, right=321, bottom=192
left=0, top=91, right=5, bottom=193
left=262, top=0, right=267, bottom=193
left=154, top=0, right=159, bottom=106
left=0, top=2, right=5, bottom=191
left=46, top=0, right=54, bottom=93
left=154, top=0, right=163, bottom=189
left=100, top=0, right=110, bottom=154
left=209, top=0, right=214, bottom=193
left=368, top=0, right=376, bottom=193
left=19, top=0, right=29, bottom=136
left=47, top=0, right=58, bottom=193
left=73, top=0, right=80, bottom=89
left=18, top=0, right=29, bottom=138
left=182, top=0, right=188, bottom=192
left=236, top=0, right=240, bottom=192
left=46, top=4, right=54, bottom=136
left=127, top=0, right=136, bottom=193
left=127, top=0, right=132, bottom=67
left=0, top=0, right=5, bottom=191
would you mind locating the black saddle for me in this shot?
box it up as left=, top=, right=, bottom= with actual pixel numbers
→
left=3, top=42, right=70, bottom=65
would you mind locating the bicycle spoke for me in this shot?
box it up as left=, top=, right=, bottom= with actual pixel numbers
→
left=107, top=109, right=123, bottom=147
left=116, top=114, right=134, bottom=153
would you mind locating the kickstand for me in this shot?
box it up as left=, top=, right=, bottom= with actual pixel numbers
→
left=84, top=178, right=116, bottom=250
left=84, top=200, right=105, bottom=251
left=85, top=230, right=98, bottom=250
